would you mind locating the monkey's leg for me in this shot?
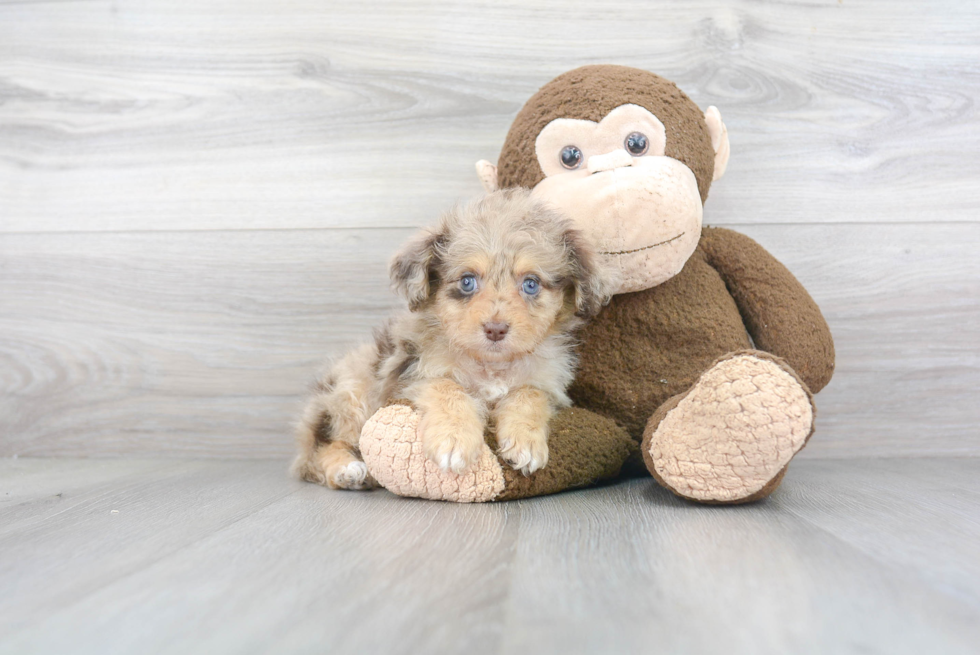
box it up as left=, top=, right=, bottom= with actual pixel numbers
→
left=359, top=402, right=635, bottom=503
left=641, top=350, right=815, bottom=504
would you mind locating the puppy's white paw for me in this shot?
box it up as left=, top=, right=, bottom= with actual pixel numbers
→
left=330, top=460, right=373, bottom=490
left=423, top=426, right=484, bottom=474
left=498, top=429, right=549, bottom=476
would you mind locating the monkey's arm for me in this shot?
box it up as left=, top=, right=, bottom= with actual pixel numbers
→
left=699, top=227, right=835, bottom=393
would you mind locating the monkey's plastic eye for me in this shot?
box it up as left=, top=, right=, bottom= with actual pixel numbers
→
left=560, top=146, right=583, bottom=170
left=625, top=132, right=649, bottom=156
left=522, top=277, right=540, bottom=295
left=459, top=275, right=477, bottom=294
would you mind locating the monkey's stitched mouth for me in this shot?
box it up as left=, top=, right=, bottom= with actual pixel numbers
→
left=598, top=232, right=685, bottom=256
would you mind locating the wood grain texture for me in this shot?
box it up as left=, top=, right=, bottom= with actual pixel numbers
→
left=0, top=457, right=978, bottom=654
left=499, top=469, right=980, bottom=654
left=778, top=458, right=980, bottom=610
left=1, top=0, right=979, bottom=232
left=1, top=222, right=978, bottom=458
left=0, top=458, right=170, bottom=512
left=0, top=228, right=408, bottom=457
left=0, top=459, right=296, bottom=642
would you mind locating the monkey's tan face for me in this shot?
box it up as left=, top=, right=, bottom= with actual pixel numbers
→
left=532, top=156, right=702, bottom=293
left=527, top=103, right=711, bottom=294
left=434, top=254, right=567, bottom=362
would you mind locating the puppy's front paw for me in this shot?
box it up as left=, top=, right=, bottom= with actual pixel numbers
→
left=422, top=421, right=485, bottom=474
left=497, top=428, right=549, bottom=476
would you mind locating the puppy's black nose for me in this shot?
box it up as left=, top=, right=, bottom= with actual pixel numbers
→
left=484, top=322, right=509, bottom=342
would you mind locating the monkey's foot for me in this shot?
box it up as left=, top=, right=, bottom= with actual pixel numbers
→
left=641, top=351, right=815, bottom=504
left=360, top=403, right=634, bottom=503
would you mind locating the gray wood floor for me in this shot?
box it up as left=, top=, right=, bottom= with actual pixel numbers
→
left=1, top=457, right=978, bottom=655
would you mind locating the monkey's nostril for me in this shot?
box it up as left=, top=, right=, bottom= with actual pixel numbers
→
left=483, top=322, right=509, bottom=342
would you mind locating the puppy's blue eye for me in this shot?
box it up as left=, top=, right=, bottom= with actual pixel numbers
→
left=459, top=275, right=477, bottom=294
left=522, top=278, right=540, bottom=295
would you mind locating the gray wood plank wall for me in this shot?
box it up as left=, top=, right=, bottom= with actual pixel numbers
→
left=2, top=0, right=978, bottom=458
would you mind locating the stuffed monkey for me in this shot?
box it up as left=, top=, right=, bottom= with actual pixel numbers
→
left=360, top=65, right=835, bottom=504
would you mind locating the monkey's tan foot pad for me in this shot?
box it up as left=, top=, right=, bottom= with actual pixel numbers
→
left=641, top=351, right=814, bottom=504
left=360, top=405, right=635, bottom=503
left=360, top=404, right=506, bottom=503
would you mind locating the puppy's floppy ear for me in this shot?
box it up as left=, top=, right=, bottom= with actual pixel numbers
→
left=563, top=227, right=615, bottom=319
left=390, top=227, right=446, bottom=311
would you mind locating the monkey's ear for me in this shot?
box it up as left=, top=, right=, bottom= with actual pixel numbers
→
left=389, top=229, right=444, bottom=311
left=564, top=228, right=615, bottom=319
left=704, top=106, right=730, bottom=181
left=475, top=160, right=499, bottom=193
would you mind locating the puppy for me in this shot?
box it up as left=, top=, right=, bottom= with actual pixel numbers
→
left=291, top=188, right=612, bottom=490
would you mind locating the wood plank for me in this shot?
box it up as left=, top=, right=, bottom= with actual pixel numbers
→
left=2, top=0, right=979, bottom=232
left=775, top=458, right=980, bottom=608
left=0, top=227, right=410, bottom=457
left=0, top=459, right=517, bottom=655
left=1, top=222, right=977, bottom=458
left=1, top=458, right=977, bottom=654
left=0, top=459, right=296, bottom=638
left=496, top=474, right=980, bottom=654
left=0, top=457, right=171, bottom=512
